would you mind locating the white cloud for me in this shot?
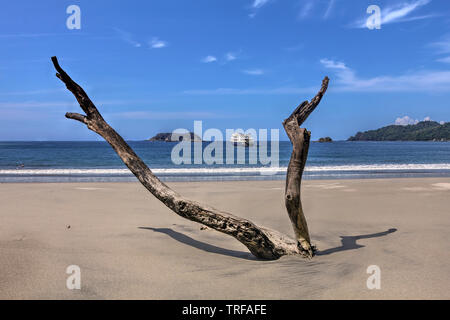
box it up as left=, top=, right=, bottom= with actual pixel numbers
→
left=150, top=37, right=167, bottom=49
left=440, top=121, right=445, bottom=125
left=437, top=56, right=450, bottom=64
left=323, top=0, right=336, bottom=20
left=430, top=34, right=450, bottom=54
left=298, top=0, right=314, bottom=20
left=186, top=57, right=450, bottom=96
left=0, top=33, right=61, bottom=38
left=320, top=58, right=450, bottom=92
left=0, top=88, right=64, bottom=96
left=0, top=101, right=76, bottom=108
left=113, top=27, right=141, bottom=47
left=225, top=52, right=237, bottom=61
left=319, top=58, right=356, bottom=84
left=395, top=116, right=419, bottom=126
left=108, top=111, right=224, bottom=120
left=252, top=0, right=270, bottom=9
left=383, top=0, right=431, bottom=23
left=249, top=0, right=271, bottom=18
left=183, top=86, right=317, bottom=95
left=0, top=99, right=158, bottom=109
left=394, top=116, right=436, bottom=125
left=353, top=0, right=433, bottom=28
left=243, top=69, right=264, bottom=75
left=320, top=58, right=347, bottom=70
left=202, top=56, right=217, bottom=63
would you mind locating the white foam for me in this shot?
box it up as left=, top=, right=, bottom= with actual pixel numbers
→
left=1, top=163, right=449, bottom=176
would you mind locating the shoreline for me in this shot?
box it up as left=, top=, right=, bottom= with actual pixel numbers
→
left=1, top=174, right=450, bottom=184
left=1, top=177, right=449, bottom=299
left=1, top=166, right=450, bottom=183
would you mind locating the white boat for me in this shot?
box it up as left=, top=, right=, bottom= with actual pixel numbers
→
left=230, top=133, right=254, bottom=147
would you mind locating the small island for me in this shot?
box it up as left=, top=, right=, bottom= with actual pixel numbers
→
left=148, top=132, right=202, bottom=142
left=348, top=121, right=450, bottom=141
left=317, top=137, right=333, bottom=143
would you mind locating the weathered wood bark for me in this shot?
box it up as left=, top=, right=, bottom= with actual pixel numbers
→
left=283, top=77, right=329, bottom=258
left=51, top=56, right=328, bottom=260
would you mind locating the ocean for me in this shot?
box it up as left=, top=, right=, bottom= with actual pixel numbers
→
left=0, top=141, right=449, bottom=182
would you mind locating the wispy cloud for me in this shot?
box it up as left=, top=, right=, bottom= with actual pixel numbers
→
left=0, top=101, right=77, bottom=108
left=298, top=0, right=315, bottom=20
left=0, top=89, right=64, bottom=96
left=106, top=111, right=242, bottom=120
left=202, top=56, right=217, bottom=63
left=319, top=58, right=347, bottom=70
left=284, top=44, right=304, bottom=52
left=323, top=0, right=336, bottom=20
left=437, top=56, right=450, bottom=64
left=319, top=58, right=355, bottom=83
left=185, top=57, right=450, bottom=95
left=428, top=34, right=450, bottom=63
left=430, top=34, right=450, bottom=54
left=150, top=37, right=167, bottom=49
left=225, top=52, right=237, bottom=61
left=252, top=0, right=270, bottom=9
left=382, top=0, right=431, bottom=24
left=183, top=86, right=316, bottom=95
left=113, top=27, right=141, bottom=47
left=243, top=69, right=264, bottom=75
left=353, top=0, right=433, bottom=28
left=0, top=33, right=62, bottom=38
left=320, top=57, right=450, bottom=92
left=249, top=0, right=271, bottom=18
left=0, top=99, right=157, bottom=109
left=107, top=111, right=224, bottom=120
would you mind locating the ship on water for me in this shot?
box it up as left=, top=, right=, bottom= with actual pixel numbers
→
left=230, top=133, right=254, bottom=147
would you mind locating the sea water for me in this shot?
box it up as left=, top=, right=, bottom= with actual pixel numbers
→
left=0, top=141, right=449, bottom=182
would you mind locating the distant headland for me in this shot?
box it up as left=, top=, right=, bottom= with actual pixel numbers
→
left=348, top=121, right=450, bottom=142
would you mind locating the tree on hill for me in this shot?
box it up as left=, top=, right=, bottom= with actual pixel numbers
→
left=348, top=121, right=450, bottom=141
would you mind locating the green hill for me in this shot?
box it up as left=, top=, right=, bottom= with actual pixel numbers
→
left=348, top=121, right=450, bottom=141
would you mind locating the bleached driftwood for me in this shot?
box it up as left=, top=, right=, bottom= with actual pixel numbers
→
left=51, top=56, right=328, bottom=260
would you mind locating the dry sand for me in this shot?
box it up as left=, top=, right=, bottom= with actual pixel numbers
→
left=0, top=178, right=449, bottom=299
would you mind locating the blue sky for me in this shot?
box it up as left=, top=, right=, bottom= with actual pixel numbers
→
left=0, top=0, right=449, bottom=141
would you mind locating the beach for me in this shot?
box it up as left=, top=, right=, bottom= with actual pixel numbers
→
left=0, top=178, right=449, bottom=299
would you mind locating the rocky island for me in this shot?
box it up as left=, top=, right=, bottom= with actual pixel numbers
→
left=317, top=137, right=333, bottom=143
left=148, top=132, right=202, bottom=142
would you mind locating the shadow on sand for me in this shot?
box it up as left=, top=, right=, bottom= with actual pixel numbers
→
left=316, top=228, right=398, bottom=256
left=140, top=227, right=397, bottom=259
left=139, top=227, right=257, bottom=261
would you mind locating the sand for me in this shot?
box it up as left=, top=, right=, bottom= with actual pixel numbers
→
left=0, top=178, right=449, bottom=299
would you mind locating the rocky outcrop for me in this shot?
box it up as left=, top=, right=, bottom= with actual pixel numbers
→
left=148, top=132, right=202, bottom=142
left=317, top=137, right=333, bottom=142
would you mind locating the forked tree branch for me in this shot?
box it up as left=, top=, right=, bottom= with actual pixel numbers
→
left=282, top=77, right=329, bottom=257
left=51, top=56, right=328, bottom=260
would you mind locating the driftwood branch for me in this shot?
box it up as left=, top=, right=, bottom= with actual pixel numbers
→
left=283, top=77, right=329, bottom=257
left=52, top=56, right=328, bottom=260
